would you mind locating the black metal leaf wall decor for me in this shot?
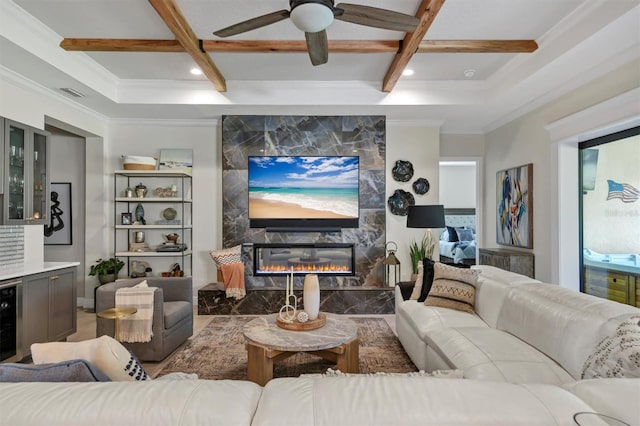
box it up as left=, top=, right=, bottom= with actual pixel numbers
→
left=412, top=177, right=430, bottom=195
left=387, top=189, right=415, bottom=216
left=392, top=160, right=414, bottom=182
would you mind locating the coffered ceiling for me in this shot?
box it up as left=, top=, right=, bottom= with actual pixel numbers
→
left=0, top=0, right=638, bottom=132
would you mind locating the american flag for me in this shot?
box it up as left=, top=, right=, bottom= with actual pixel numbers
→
left=607, top=180, right=639, bottom=203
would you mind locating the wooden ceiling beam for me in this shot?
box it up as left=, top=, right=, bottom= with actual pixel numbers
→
left=382, top=0, right=446, bottom=92
left=61, top=38, right=537, bottom=54
left=203, top=40, right=400, bottom=53
left=417, top=40, right=538, bottom=53
left=147, top=0, right=226, bottom=91
left=60, top=39, right=184, bottom=52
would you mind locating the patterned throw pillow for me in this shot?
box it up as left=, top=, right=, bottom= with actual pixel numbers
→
left=424, top=262, right=479, bottom=313
left=581, top=315, right=640, bottom=379
left=31, top=335, right=150, bottom=381
left=209, top=245, right=242, bottom=265
left=409, top=261, right=424, bottom=300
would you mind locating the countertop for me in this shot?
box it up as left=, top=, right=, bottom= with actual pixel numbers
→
left=0, top=261, right=80, bottom=282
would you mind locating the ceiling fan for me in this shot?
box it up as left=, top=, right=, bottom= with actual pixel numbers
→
left=213, top=0, right=420, bottom=66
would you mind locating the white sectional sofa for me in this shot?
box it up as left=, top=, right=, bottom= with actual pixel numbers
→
left=1, top=376, right=639, bottom=425
left=395, top=264, right=639, bottom=384
left=1, top=264, right=638, bottom=425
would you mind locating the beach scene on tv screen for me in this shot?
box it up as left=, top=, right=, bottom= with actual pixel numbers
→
left=248, top=156, right=359, bottom=219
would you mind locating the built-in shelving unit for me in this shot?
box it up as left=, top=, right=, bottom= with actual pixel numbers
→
left=113, top=170, right=192, bottom=277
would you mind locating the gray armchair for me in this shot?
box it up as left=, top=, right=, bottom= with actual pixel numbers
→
left=96, top=277, right=193, bottom=362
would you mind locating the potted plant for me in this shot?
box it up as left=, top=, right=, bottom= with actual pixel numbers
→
left=409, top=232, right=435, bottom=280
left=89, top=257, right=125, bottom=285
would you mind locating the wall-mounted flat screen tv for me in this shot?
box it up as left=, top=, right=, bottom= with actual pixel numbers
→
left=248, top=156, right=360, bottom=229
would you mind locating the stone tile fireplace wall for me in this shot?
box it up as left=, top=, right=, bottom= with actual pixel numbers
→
left=221, top=115, right=387, bottom=290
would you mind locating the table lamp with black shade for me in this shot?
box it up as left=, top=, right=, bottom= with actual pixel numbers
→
left=407, top=205, right=446, bottom=262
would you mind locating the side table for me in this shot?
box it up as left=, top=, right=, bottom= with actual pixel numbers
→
left=96, top=307, right=137, bottom=341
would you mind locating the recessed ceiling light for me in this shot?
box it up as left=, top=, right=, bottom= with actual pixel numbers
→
left=190, top=68, right=203, bottom=76
left=402, top=69, right=415, bottom=76
left=463, top=69, right=476, bottom=78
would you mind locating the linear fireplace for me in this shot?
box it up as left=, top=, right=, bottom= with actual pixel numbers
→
left=253, top=243, right=355, bottom=276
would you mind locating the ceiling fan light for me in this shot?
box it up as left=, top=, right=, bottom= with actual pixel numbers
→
left=290, top=3, right=334, bottom=32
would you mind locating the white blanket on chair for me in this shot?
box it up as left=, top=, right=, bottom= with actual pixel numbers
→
left=115, top=283, right=156, bottom=343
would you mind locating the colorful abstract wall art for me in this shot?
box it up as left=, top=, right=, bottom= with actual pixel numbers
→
left=496, top=163, right=533, bottom=248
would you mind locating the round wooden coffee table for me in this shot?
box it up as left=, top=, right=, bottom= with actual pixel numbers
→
left=243, top=313, right=359, bottom=385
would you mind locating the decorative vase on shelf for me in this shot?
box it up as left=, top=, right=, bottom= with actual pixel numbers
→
left=135, top=203, right=146, bottom=225
left=303, top=274, right=320, bottom=321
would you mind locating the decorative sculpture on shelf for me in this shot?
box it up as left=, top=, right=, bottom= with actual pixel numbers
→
left=278, top=272, right=297, bottom=323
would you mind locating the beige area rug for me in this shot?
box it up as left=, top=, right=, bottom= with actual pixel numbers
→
left=156, top=316, right=417, bottom=380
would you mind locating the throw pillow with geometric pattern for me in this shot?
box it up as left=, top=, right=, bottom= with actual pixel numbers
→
left=209, top=245, right=242, bottom=266
left=581, top=314, right=640, bottom=379
left=424, top=262, right=479, bottom=313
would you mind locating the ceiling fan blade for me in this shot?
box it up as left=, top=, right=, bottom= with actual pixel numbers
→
left=305, top=30, right=328, bottom=66
left=213, top=10, right=290, bottom=37
left=334, top=3, right=419, bottom=32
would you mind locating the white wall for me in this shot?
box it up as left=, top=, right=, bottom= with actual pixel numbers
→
left=386, top=124, right=440, bottom=282
left=106, top=120, right=220, bottom=292
left=44, top=130, right=86, bottom=303
left=439, top=164, right=476, bottom=209
left=484, top=59, right=640, bottom=283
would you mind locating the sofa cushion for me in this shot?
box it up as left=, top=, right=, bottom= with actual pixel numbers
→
left=164, top=300, right=192, bottom=329
left=497, top=283, right=640, bottom=379
left=252, top=377, right=596, bottom=426
left=471, top=264, right=541, bottom=285
left=397, top=301, right=488, bottom=342
left=0, top=359, right=110, bottom=382
left=31, top=335, right=150, bottom=381
left=581, top=314, right=640, bottom=379
left=0, top=380, right=263, bottom=426
left=425, top=327, right=574, bottom=385
left=563, top=378, right=640, bottom=426
left=425, top=263, right=478, bottom=313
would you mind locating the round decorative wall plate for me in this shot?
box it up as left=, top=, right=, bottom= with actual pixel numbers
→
left=162, top=207, right=177, bottom=220
left=387, top=189, right=415, bottom=216
left=392, top=160, right=414, bottom=182
left=413, top=177, right=430, bottom=195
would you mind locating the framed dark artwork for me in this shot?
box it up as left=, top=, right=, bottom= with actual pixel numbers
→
left=44, top=182, right=72, bottom=245
left=496, top=163, right=533, bottom=248
left=121, top=212, right=133, bottom=225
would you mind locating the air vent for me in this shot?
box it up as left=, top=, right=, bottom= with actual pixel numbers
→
left=59, top=87, right=85, bottom=98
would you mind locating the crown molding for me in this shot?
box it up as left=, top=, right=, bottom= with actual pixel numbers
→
left=386, top=119, right=443, bottom=128
left=545, top=87, right=640, bottom=143
left=0, top=65, right=108, bottom=124
left=108, top=117, right=219, bottom=127
left=0, top=0, right=119, bottom=100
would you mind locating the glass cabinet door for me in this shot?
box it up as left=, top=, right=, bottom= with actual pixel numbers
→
left=7, top=123, right=26, bottom=221
left=31, top=131, right=48, bottom=222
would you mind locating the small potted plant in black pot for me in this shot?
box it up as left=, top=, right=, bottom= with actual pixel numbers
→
left=89, top=257, right=125, bottom=285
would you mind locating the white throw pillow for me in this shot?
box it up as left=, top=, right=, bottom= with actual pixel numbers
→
left=133, top=280, right=148, bottom=288
left=409, top=261, right=424, bottom=300
left=31, top=335, right=150, bottom=381
left=582, top=314, right=640, bottom=379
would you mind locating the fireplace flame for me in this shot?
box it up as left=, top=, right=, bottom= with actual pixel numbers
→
left=258, top=263, right=351, bottom=274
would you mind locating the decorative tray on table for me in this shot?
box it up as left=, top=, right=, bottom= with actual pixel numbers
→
left=276, top=312, right=326, bottom=331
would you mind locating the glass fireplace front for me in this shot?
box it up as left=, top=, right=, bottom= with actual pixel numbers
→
left=253, top=243, right=355, bottom=276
